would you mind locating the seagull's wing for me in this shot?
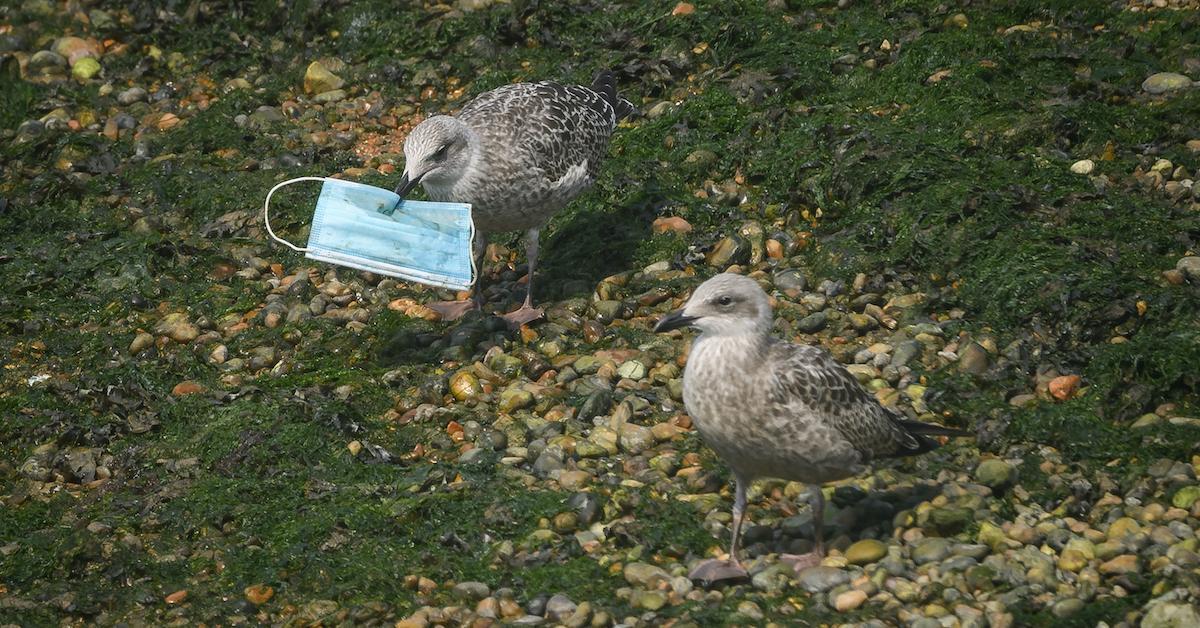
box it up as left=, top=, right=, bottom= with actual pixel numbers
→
left=766, top=342, right=937, bottom=461
left=457, top=81, right=617, bottom=183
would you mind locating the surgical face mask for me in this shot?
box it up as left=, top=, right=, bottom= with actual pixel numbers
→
left=263, top=176, right=476, bottom=291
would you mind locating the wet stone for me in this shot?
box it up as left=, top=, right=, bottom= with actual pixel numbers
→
left=498, top=388, right=534, bottom=413
left=452, top=581, right=490, bottom=600
left=913, top=537, right=953, bottom=564
left=958, top=342, right=990, bottom=374
left=845, top=538, right=887, bottom=564
left=1176, top=256, right=1200, bottom=282
left=544, top=594, right=576, bottom=621
left=751, top=563, right=792, bottom=594
left=118, top=87, right=148, bottom=105
left=795, top=566, right=849, bottom=593
left=624, top=562, right=670, bottom=588
left=1142, top=601, right=1200, bottom=628
left=618, top=424, right=654, bottom=455
left=566, top=492, right=600, bottom=525
left=631, top=590, right=667, bottom=610
left=29, top=50, right=67, bottom=73
left=796, top=311, right=828, bottom=333
left=774, top=269, right=807, bottom=296
left=706, top=235, right=750, bottom=267
left=975, top=459, right=1016, bottom=489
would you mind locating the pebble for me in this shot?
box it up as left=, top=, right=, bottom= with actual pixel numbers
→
left=796, top=311, right=828, bottom=333
left=118, top=87, right=148, bottom=105
left=1142, top=601, right=1200, bottom=628
left=1049, top=374, right=1081, bottom=400
left=544, top=593, right=576, bottom=621
left=795, top=566, right=849, bottom=593
left=618, top=423, right=655, bottom=454
left=835, top=589, right=868, bottom=612
left=1176, top=256, right=1200, bottom=282
left=304, top=60, right=345, bottom=94
left=652, top=216, right=693, bottom=234
left=913, top=538, right=953, bottom=564
left=957, top=342, right=989, bottom=374
left=624, top=562, right=670, bottom=588
left=452, top=581, right=490, bottom=600
left=154, top=312, right=199, bottom=343
left=129, top=332, right=154, bottom=354
left=1142, top=72, right=1194, bottom=94
left=845, top=538, right=888, bottom=564
left=1070, top=159, right=1095, bottom=174
left=1098, top=554, right=1140, bottom=575
left=244, top=584, right=274, bottom=605
left=975, top=459, right=1016, bottom=489
left=631, top=590, right=667, bottom=610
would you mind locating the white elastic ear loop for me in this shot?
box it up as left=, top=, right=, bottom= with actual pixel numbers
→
left=467, top=206, right=478, bottom=288
left=263, top=176, right=327, bottom=252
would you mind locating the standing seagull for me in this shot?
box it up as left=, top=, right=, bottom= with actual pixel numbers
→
left=395, top=70, right=635, bottom=327
left=655, top=273, right=970, bottom=585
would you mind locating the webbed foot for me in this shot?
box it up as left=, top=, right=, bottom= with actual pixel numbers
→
left=426, top=300, right=478, bottom=321
left=687, top=558, right=750, bottom=587
left=780, top=550, right=825, bottom=574
left=500, top=304, right=544, bottom=329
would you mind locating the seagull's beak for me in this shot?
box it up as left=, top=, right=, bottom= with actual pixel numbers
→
left=394, top=172, right=421, bottom=197
left=654, top=309, right=699, bottom=333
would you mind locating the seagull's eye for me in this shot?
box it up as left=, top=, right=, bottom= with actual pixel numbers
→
left=431, top=143, right=450, bottom=161
left=717, top=296, right=733, bottom=306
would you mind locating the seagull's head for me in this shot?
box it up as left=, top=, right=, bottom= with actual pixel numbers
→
left=655, top=273, right=773, bottom=337
left=395, top=115, right=473, bottom=197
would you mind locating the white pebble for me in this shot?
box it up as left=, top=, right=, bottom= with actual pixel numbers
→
left=1070, top=159, right=1095, bottom=175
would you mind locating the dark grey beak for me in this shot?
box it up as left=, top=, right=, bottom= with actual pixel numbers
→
left=394, top=172, right=421, bottom=197
left=654, top=309, right=699, bottom=333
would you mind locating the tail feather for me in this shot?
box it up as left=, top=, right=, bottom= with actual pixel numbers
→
left=591, top=69, right=636, bottom=122
left=884, top=414, right=972, bottom=458
left=897, top=419, right=973, bottom=438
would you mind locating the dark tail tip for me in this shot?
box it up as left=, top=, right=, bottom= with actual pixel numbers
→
left=592, top=69, right=636, bottom=122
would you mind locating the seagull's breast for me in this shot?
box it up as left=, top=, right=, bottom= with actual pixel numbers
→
left=683, top=335, right=864, bottom=483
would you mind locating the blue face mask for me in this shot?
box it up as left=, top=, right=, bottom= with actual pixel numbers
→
left=263, top=177, right=476, bottom=291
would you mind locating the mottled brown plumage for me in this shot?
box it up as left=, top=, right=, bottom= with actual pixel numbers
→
left=655, top=273, right=970, bottom=585
left=395, top=71, right=634, bottom=326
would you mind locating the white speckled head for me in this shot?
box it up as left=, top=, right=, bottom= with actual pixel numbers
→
left=399, top=115, right=475, bottom=193
left=656, top=273, right=773, bottom=337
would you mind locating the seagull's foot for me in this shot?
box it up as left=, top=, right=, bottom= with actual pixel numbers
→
left=687, top=558, right=749, bottom=587
left=426, top=300, right=478, bottom=322
left=780, top=550, right=825, bottom=574
left=500, top=304, right=544, bottom=329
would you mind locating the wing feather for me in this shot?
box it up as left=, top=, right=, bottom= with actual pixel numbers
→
left=766, top=343, right=931, bottom=460
left=457, top=80, right=617, bottom=184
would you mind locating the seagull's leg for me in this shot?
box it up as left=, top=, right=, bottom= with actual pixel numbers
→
left=501, top=226, right=545, bottom=328
left=781, top=486, right=826, bottom=573
left=427, top=232, right=488, bottom=321
left=688, top=473, right=751, bottom=585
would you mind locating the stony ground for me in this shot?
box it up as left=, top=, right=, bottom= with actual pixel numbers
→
left=3, top=0, right=1200, bottom=626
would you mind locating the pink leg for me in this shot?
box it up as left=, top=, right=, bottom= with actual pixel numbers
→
left=500, top=227, right=544, bottom=328
left=689, top=475, right=750, bottom=585
left=781, top=487, right=826, bottom=572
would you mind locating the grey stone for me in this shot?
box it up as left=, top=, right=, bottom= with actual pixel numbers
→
left=795, top=566, right=849, bottom=593
left=452, top=581, right=490, bottom=600
left=796, top=311, right=828, bottom=333
left=913, top=537, right=953, bottom=564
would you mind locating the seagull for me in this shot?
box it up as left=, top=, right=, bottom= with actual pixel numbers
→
left=654, top=273, right=970, bottom=585
left=395, top=70, right=634, bottom=327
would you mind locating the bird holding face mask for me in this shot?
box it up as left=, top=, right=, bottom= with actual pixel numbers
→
left=395, top=70, right=635, bottom=328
